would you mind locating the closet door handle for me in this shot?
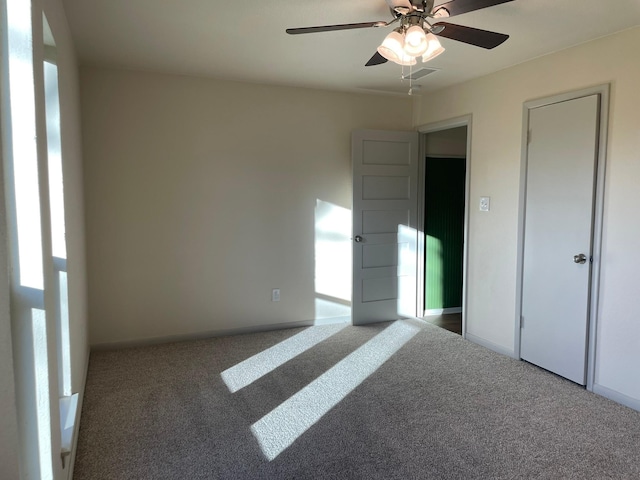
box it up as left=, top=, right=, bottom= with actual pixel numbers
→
left=573, top=254, right=587, bottom=264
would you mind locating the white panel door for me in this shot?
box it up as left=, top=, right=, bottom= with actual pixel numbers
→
left=352, top=130, right=419, bottom=325
left=520, top=94, right=600, bottom=385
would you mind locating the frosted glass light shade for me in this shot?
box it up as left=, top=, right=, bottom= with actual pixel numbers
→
left=404, top=25, right=428, bottom=56
left=395, top=53, right=418, bottom=66
left=377, top=31, right=417, bottom=66
left=421, top=33, right=445, bottom=62
left=377, top=31, right=404, bottom=62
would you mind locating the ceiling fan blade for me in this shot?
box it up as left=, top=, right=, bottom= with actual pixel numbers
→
left=433, top=22, right=508, bottom=49
left=365, top=51, right=388, bottom=67
left=286, top=22, right=385, bottom=35
left=435, top=0, right=514, bottom=17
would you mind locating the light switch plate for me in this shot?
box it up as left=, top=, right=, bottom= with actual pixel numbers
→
left=479, top=196, right=490, bottom=212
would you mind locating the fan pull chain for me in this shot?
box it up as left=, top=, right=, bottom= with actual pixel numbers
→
left=409, top=64, right=413, bottom=93
left=400, top=63, right=413, bottom=95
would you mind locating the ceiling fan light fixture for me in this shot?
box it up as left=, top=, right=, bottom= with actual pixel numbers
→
left=403, top=25, right=428, bottom=56
left=286, top=0, right=513, bottom=70
left=377, top=30, right=404, bottom=62
left=395, top=53, right=418, bottom=66
left=421, top=33, right=445, bottom=63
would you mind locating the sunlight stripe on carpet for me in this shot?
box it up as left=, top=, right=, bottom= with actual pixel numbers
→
left=251, top=319, right=422, bottom=460
left=221, top=323, right=348, bottom=393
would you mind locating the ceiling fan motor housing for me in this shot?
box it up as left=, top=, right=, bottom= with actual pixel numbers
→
left=420, top=0, right=435, bottom=13
left=390, top=0, right=433, bottom=16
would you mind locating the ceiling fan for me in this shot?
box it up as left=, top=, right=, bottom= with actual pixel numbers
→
left=286, top=0, right=513, bottom=67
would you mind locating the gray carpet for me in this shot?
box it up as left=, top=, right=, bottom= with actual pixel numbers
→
left=74, top=320, right=640, bottom=479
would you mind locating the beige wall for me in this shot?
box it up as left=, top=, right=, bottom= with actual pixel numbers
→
left=415, top=27, right=640, bottom=405
left=424, top=126, right=467, bottom=157
left=81, top=68, right=413, bottom=346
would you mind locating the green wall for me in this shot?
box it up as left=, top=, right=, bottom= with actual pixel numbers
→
left=424, top=157, right=466, bottom=311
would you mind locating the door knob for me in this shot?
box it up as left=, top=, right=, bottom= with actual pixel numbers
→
left=573, top=254, right=587, bottom=264
left=354, top=235, right=363, bottom=243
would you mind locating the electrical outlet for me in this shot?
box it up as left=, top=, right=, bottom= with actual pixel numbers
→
left=271, top=289, right=280, bottom=302
left=479, top=196, right=490, bottom=212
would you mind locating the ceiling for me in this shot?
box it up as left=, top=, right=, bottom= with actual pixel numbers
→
left=61, top=0, right=640, bottom=95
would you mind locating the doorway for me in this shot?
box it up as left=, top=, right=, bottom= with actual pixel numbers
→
left=349, top=118, right=471, bottom=335
left=418, top=119, right=471, bottom=337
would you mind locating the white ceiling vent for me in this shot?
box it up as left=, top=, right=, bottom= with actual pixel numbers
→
left=402, top=68, right=439, bottom=80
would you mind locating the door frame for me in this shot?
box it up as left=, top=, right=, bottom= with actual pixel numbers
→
left=417, top=115, right=472, bottom=339
left=514, top=85, right=610, bottom=391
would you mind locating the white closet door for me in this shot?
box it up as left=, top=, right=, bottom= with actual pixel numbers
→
left=520, top=94, right=600, bottom=385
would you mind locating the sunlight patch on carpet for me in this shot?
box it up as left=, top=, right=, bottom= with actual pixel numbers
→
left=221, top=323, right=348, bottom=393
left=251, top=319, right=422, bottom=460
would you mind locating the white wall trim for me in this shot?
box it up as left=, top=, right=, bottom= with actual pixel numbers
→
left=417, top=116, right=470, bottom=135
left=416, top=130, right=426, bottom=319
left=89, top=318, right=351, bottom=351
left=416, top=115, right=472, bottom=340
left=423, top=307, right=462, bottom=316
left=465, top=332, right=517, bottom=359
left=586, top=85, right=610, bottom=392
left=514, top=84, right=610, bottom=392
left=425, top=154, right=466, bottom=159
left=592, top=384, right=640, bottom=413
left=65, top=350, right=89, bottom=480
left=0, top=30, right=22, bottom=475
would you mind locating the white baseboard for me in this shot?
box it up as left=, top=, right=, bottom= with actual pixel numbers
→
left=592, top=383, right=640, bottom=413
left=313, top=316, right=351, bottom=326
left=465, top=332, right=517, bottom=359
left=90, top=317, right=352, bottom=351
left=423, top=307, right=462, bottom=316
left=67, top=349, right=90, bottom=480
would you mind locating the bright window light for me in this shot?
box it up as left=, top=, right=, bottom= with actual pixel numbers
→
left=43, top=23, right=73, bottom=396
left=314, top=297, right=351, bottom=320
left=6, top=0, right=44, bottom=290
left=314, top=200, right=351, bottom=302
left=44, top=59, right=66, bottom=260
left=251, top=319, right=422, bottom=460
left=221, top=323, right=348, bottom=393
left=57, top=269, right=72, bottom=396
left=397, top=225, right=417, bottom=317
left=32, top=308, right=54, bottom=480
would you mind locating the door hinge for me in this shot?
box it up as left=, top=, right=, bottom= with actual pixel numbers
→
left=520, top=315, right=525, bottom=329
left=527, top=130, right=532, bottom=145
